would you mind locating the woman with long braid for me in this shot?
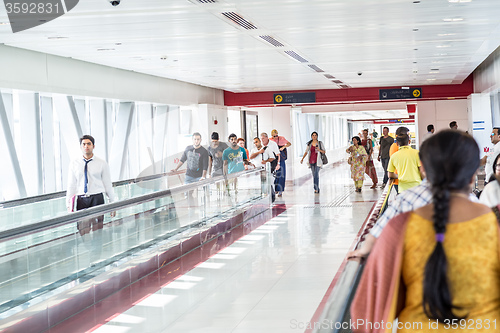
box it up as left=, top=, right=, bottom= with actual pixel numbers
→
left=351, top=130, right=500, bottom=332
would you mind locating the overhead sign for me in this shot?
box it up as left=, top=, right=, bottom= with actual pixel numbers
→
left=379, top=88, right=422, bottom=100
left=273, top=92, right=316, bottom=104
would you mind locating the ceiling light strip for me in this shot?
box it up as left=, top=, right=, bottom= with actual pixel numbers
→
left=284, top=51, right=308, bottom=63
left=259, top=35, right=285, bottom=47
left=221, top=12, right=258, bottom=30
left=307, top=65, right=324, bottom=73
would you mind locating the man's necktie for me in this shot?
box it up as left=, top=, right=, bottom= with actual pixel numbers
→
left=84, top=159, right=92, bottom=194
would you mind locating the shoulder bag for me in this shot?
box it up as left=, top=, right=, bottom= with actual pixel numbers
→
left=277, top=137, right=287, bottom=161
left=319, top=141, right=328, bottom=165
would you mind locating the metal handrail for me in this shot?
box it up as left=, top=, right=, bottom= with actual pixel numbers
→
left=0, top=167, right=266, bottom=241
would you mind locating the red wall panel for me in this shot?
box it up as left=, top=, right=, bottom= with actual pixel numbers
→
left=224, top=75, right=473, bottom=107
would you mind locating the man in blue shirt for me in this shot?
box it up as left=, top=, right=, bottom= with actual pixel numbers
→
left=223, top=133, right=248, bottom=175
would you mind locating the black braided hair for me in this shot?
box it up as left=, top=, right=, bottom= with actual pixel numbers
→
left=419, top=130, right=479, bottom=322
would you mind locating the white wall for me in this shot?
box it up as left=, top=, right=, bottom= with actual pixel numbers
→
left=201, top=104, right=229, bottom=144
left=255, top=106, right=293, bottom=141
left=416, top=99, right=469, bottom=145
left=469, top=94, right=495, bottom=159
left=0, top=44, right=223, bottom=106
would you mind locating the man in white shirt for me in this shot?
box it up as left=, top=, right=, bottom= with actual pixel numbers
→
left=66, top=135, right=116, bottom=234
left=259, top=132, right=280, bottom=174
left=481, top=127, right=500, bottom=183
left=249, top=137, right=274, bottom=166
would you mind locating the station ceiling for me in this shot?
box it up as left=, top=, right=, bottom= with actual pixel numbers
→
left=1, top=0, right=500, bottom=93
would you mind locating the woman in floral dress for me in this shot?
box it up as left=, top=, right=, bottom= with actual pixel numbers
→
left=346, top=136, right=368, bottom=192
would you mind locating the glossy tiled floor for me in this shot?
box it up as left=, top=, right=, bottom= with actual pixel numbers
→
left=53, top=162, right=383, bottom=333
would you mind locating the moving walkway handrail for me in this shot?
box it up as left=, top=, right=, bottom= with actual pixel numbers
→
left=312, top=184, right=395, bottom=333
left=0, top=167, right=265, bottom=241
left=0, top=171, right=176, bottom=208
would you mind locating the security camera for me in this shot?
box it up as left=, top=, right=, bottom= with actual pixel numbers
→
left=109, top=0, right=120, bottom=6
left=357, top=72, right=362, bottom=76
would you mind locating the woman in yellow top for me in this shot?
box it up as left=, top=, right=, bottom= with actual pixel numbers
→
left=352, top=130, right=500, bottom=332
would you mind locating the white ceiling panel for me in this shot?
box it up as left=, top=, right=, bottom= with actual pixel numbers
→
left=0, top=0, right=500, bottom=92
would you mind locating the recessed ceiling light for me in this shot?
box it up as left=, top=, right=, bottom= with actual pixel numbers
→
left=436, top=45, right=451, bottom=48
left=160, top=56, right=168, bottom=60
left=438, top=33, right=456, bottom=36
left=448, top=0, right=471, bottom=3
left=47, top=36, right=68, bottom=40
left=443, top=17, right=464, bottom=22
left=97, top=48, right=115, bottom=51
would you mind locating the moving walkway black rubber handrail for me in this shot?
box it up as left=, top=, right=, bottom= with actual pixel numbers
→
left=0, top=171, right=175, bottom=208
left=0, top=168, right=266, bottom=241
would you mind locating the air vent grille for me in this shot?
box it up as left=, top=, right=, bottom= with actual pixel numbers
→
left=323, top=74, right=335, bottom=79
left=339, top=84, right=350, bottom=89
left=332, top=80, right=343, bottom=84
left=197, top=0, right=217, bottom=2
left=259, top=35, right=285, bottom=47
left=284, top=51, right=308, bottom=63
left=222, top=12, right=257, bottom=30
left=308, top=65, right=324, bottom=73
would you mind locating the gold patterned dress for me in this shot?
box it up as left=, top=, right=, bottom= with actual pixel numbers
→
left=398, top=212, right=500, bottom=332
left=349, top=145, right=368, bottom=181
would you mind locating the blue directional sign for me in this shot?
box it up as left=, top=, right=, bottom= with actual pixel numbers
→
left=379, top=88, right=422, bottom=100
left=273, top=92, right=316, bottom=104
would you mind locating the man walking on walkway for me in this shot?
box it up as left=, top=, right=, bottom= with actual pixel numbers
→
left=172, top=132, right=209, bottom=183
left=387, top=132, right=423, bottom=192
left=66, top=135, right=116, bottom=235
left=207, top=132, right=228, bottom=178
left=377, top=126, right=393, bottom=188
left=223, top=133, right=249, bottom=175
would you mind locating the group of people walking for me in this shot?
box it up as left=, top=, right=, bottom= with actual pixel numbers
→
left=171, top=130, right=292, bottom=197
left=348, top=126, right=500, bottom=332
left=347, top=126, right=423, bottom=193
left=67, top=129, right=331, bottom=224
